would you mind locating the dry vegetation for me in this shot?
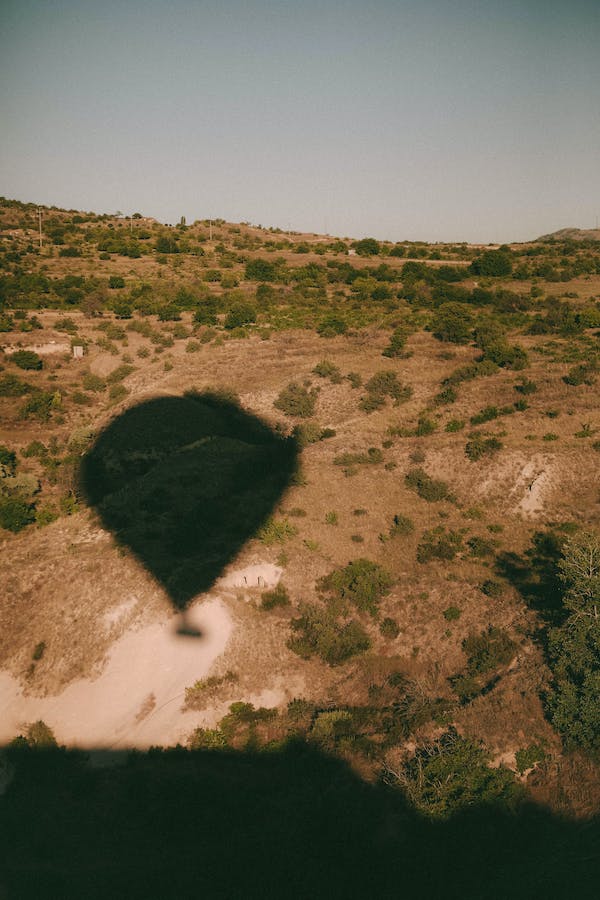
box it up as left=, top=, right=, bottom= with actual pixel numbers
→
left=1, top=196, right=600, bottom=823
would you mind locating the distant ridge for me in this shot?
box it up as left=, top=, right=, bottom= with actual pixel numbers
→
left=535, top=226, right=600, bottom=242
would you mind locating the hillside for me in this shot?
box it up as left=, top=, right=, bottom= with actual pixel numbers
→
left=1, top=195, right=599, bottom=895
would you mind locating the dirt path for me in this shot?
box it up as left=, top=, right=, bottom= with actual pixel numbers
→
left=0, top=597, right=233, bottom=749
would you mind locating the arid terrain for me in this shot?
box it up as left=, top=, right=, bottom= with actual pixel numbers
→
left=1, top=197, right=599, bottom=896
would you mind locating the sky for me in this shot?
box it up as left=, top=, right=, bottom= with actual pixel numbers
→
left=1, top=0, right=599, bottom=243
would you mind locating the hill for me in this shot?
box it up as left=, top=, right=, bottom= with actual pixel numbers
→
left=0, top=195, right=599, bottom=893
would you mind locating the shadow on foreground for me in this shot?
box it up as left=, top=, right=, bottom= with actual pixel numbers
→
left=0, top=742, right=598, bottom=900
left=79, top=392, right=298, bottom=615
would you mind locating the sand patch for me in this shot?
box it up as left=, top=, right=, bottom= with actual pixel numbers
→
left=218, top=563, right=282, bottom=591
left=0, top=597, right=232, bottom=749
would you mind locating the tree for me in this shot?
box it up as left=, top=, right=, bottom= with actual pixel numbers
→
left=431, top=303, right=474, bottom=344
left=10, top=350, right=43, bottom=370
left=470, top=249, right=513, bottom=277
left=558, top=531, right=600, bottom=620
left=353, top=238, right=380, bottom=257
left=545, top=531, right=600, bottom=755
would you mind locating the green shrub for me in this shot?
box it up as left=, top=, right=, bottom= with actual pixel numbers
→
left=417, top=527, right=463, bottom=563
left=346, top=371, right=362, bottom=389
left=0, top=495, right=35, bottom=532
left=0, top=445, right=17, bottom=477
left=108, top=275, right=125, bottom=288
left=224, top=302, right=256, bottom=329
left=0, top=374, right=33, bottom=397
left=19, top=391, right=58, bottom=421
left=317, top=558, right=393, bottom=617
left=387, top=728, right=519, bottom=819
left=258, top=517, right=298, bottom=545
left=431, top=303, right=474, bottom=344
left=312, top=360, right=341, bottom=379
left=563, top=362, right=597, bottom=386
left=361, top=371, right=412, bottom=413
left=465, top=434, right=503, bottom=461
left=481, top=579, right=504, bottom=598
left=382, top=326, right=410, bottom=358
left=317, top=314, right=348, bottom=337
left=108, top=383, right=129, bottom=403
left=463, top=626, right=516, bottom=676
left=467, top=536, right=495, bottom=558
left=106, top=364, right=135, bottom=384
left=389, top=514, right=415, bottom=537
left=333, top=447, right=383, bottom=468
left=260, top=582, right=290, bottom=611
left=515, top=744, right=546, bottom=774
left=380, top=617, right=400, bottom=639
left=443, top=606, right=461, bottom=622
left=325, top=510, right=338, bottom=525
left=274, top=383, right=317, bottom=418
left=445, top=418, right=465, bottom=433
left=82, top=372, right=106, bottom=392
left=291, top=421, right=323, bottom=447
left=405, top=468, right=452, bottom=503
left=288, top=603, right=371, bottom=665
left=10, top=350, right=43, bottom=371
left=32, top=641, right=46, bottom=661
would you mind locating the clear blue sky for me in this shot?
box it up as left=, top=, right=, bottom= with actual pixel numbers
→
left=1, top=0, right=599, bottom=242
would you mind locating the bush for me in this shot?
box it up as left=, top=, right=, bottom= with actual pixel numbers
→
left=481, top=579, right=504, bottom=598
left=108, top=275, right=125, bottom=289
left=245, top=258, right=278, bottom=281
left=19, top=391, right=58, bottom=421
left=317, top=314, right=348, bottom=337
left=312, top=360, right=340, bottom=379
left=471, top=249, right=513, bottom=277
left=405, top=468, right=452, bottom=503
left=431, top=303, right=474, bottom=344
left=108, top=383, right=129, bottom=403
left=465, top=434, right=503, bottom=461
left=380, top=617, right=400, bottom=639
left=389, top=514, right=415, bottom=537
left=382, top=326, right=410, bottom=358
left=274, top=383, right=317, bottom=418
left=467, top=536, right=495, bottom=558
left=0, top=445, right=17, bottom=477
left=288, top=603, right=371, bottom=665
left=353, top=237, right=380, bottom=256
left=10, top=350, right=43, bottom=371
left=0, top=495, right=35, bottom=532
left=460, top=627, right=516, bottom=678
left=417, top=527, right=463, bottom=563
left=317, top=558, right=393, bottom=617
left=386, top=728, right=519, bottom=819
left=0, top=374, right=33, bottom=397
left=563, top=362, right=597, bottom=386
left=106, top=364, right=135, bottom=384
left=258, top=517, right=298, bottom=545
left=443, top=606, right=461, bottom=622
left=260, top=582, right=290, bottom=611
left=224, top=302, right=256, bottom=329
left=445, top=419, right=465, bottom=432
left=82, top=372, right=106, bottom=392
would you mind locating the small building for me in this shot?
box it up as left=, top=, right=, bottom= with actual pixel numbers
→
left=72, top=344, right=85, bottom=359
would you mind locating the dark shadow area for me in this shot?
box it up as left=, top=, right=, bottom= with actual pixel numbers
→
left=0, top=742, right=598, bottom=900
left=496, top=530, right=566, bottom=627
left=79, top=393, right=298, bottom=613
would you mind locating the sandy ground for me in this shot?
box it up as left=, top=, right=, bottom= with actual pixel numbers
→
left=0, top=597, right=233, bottom=750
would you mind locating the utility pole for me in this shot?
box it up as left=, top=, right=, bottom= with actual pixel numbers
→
left=38, top=207, right=43, bottom=248
left=130, top=215, right=133, bottom=233
left=209, top=219, right=213, bottom=241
